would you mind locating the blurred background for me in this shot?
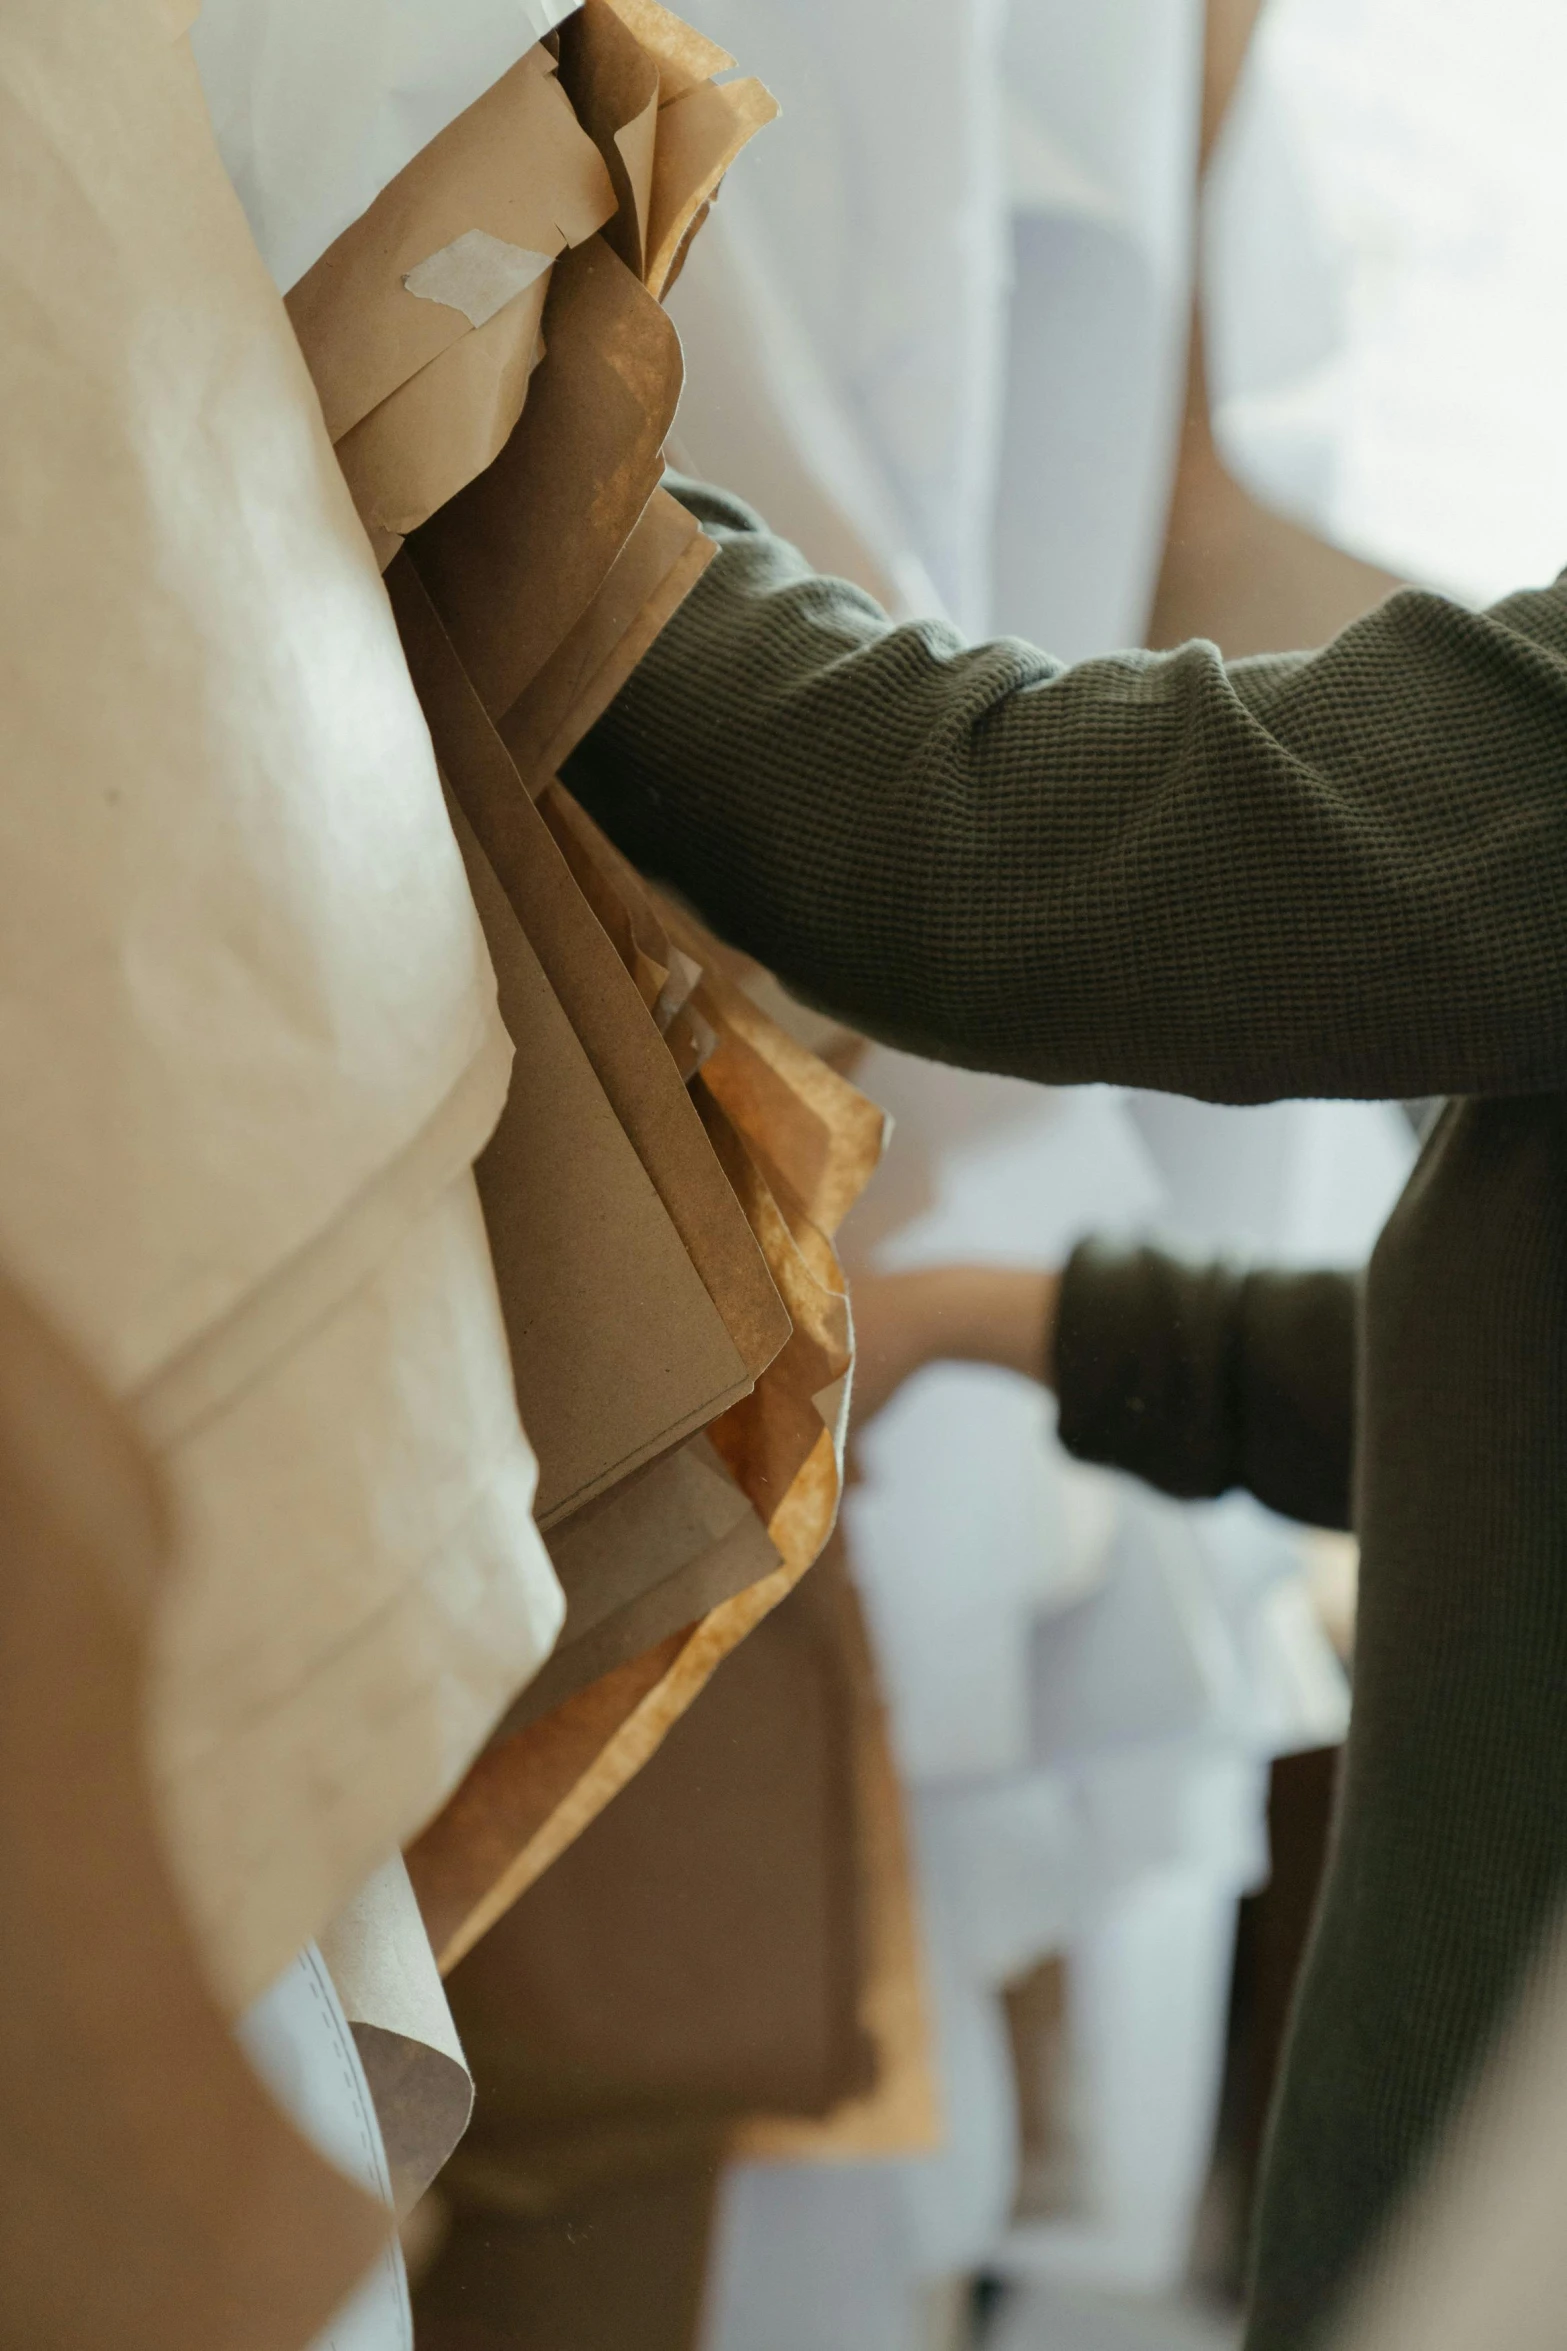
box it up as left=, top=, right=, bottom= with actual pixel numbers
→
left=655, top=3, right=1567, bottom=2346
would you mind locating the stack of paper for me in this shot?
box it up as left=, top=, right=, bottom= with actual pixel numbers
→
left=414, top=1539, right=935, bottom=2351
left=0, top=0, right=564, bottom=2019
left=268, top=0, right=895, bottom=1982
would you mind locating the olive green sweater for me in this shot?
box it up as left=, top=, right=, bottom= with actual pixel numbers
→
left=566, top=479, right=1567, bottom=2351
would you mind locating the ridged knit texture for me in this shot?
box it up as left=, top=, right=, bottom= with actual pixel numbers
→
left=1056, top=1242, right=1358, bottom=1533
left=568, top=479, right=1567, bottom=2350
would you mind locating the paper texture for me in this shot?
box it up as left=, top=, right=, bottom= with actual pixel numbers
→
left=286, top=45, right=613, bottom=444
left=559, top=2, right=776, bottom=300
left=500, top=486, right=717, bottom=788
left=404, top=230, right=555, bottom=329
left=559, top=0, right=662, bottom=277
left=439, top=1553, right=879, bottom=2173
left=286, top=42, right=614, bottom=559
left=732, top=1541, right=940, bottom=2161
left=508, top=1433, right=783, bottom=1724
left=153, top=1174, right=564, bottom=2010
left=238, top=1948, right=412, bottom=2348
left=388, top=562, right=790, bottom=1387
left=643, top=75, right=779, bottom=299
left=0, top=0, right=509, bottom=1420
left=192, top=0, right=585, bottom=291
left=404, top=897, right=886, bottom=1974
left=409, top=234, right=683, bottom=714
left=451, top=797, right=754, bottom=1524
left=0, top=2, right=564, bottom=2011
left=318, top=1859, right=474, bottom=2219
left=334, top=274, right=552, bottom=553
left=602, top=0, right=734, bottom=103
left=0, top=1262, right=388, bottom=2350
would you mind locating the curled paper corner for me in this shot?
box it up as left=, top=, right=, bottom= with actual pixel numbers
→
left=404, top=230, right=555, bottom=330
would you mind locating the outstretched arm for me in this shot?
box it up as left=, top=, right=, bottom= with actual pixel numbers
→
left=849, top=1249, right=1358, bottom=1532
left=567, top=480, right=1567, bottom=1105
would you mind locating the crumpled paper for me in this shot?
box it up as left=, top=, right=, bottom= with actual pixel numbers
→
left=192, top=0, right=584, bottom=290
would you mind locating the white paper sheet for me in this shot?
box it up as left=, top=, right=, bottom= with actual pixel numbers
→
left=238, top=1945, right=413, bottom=2351
left=192, top=0, right=583, bottom=290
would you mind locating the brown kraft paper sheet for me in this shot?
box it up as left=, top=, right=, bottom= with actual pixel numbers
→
left=732, top=1535, right=941, bottom=2162
left=407, top=233, right=683, bottom=716
left=504, top=1433, right=783, bottom=1729
left=499, top=485, right=718, bottom=791
left=388, top=560, right=790, bottom=1387
left=0, top=1262, right=386, bottom=2350
left=451, top=792, right=753, bottom=1524
left=287, top=43, right=613, bottom=442
left=438, top=1548, right=878, bottom=2194
left=407, top=948, right=884, bottom=1971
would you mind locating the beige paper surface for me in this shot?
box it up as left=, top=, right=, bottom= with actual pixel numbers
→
left=1, top=1, right=563, bottom=2015
left=601, top=0, right=734, bottom=104
left=548, top=1437, right=765, bottom=1646
left=644, top=77, right=780, bottom=300
left=732, top=1542, right=940, bottom=2162
left=0, top=1258, right=388, bottom=2349
left=559, top=0, right=662, bottom=279
left=537, top=777, right=675, bottom=1011
left=0, top=0, right=509, bottom=1413
left=191, top=0, right=583, bottom=293
left=409, top=233, right=684, bottom=714
left=319, top=1858, right=475, bottom=2218
left=668, top=902, right=891, bottom=1239
left=153, top=1172, right=564, bottom=2012
left=451, top=797, right=753, bottom=1526
left=406, top=960, right=886, bottom=1974
left=403, top=230, right=555, bottom=330
left=389, top=563, right=791, bottom=1388
left=286, top=44, right=613, bottom=444
left=505, top=1434, right=783, bottom=1725
left=440, top=1550, right=877, bottom=2162
left=500, top=486, right=717, bottom=787
left=336, top=267, right=551, bottom=555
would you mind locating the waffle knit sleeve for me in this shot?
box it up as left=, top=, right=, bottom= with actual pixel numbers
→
left=566, top=478, right=1567, bottom=1104
left=1053, top=1239, right=1359, bottom=1532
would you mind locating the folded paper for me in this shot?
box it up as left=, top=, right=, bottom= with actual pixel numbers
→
left=508, top=1433, right=782, bottom=1725
left=501, top=489, right=717, bottom=789
left=0, top=0, right=563, bottom=2008
left=192, top=0, right=585, bottom=291
left=285, top=42, right=615, bottom=556
left=153, top=1174, right=562, bottom=2010
left=286, top=45, right=612, bottom=443
left=440, top=1554, right=878, bottom=2167
left=451, top=797, right=754, bottom=1525
left=732, top=1542, right=940, bottom=2162
left=0, top=1261, right=388, bottom=2349
left=409, top=234, right=683, bottom=713
left=389, top=562, right=790, bottom=1391
left=237, top=1947, right=412, bottom=2346
left=318, top=1858, right=475, bottom=2221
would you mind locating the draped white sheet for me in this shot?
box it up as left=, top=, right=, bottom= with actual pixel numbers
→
left=1209, top=0, right=1567, bottom=604
left=192, top=0, right=581, bottom=288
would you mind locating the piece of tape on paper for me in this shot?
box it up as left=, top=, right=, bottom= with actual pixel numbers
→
left=404, top=230, right=555, bottom=330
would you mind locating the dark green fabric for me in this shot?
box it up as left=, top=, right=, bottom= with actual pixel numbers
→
left=567, top=478, right=1567, bottom=2351
left=1056, top=1241, right=1358, bottom=1533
